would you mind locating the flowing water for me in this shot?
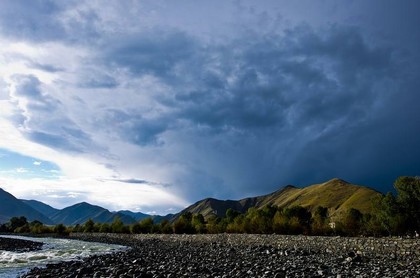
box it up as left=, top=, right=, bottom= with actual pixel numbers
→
left=0, top=235, right=126, bottom=277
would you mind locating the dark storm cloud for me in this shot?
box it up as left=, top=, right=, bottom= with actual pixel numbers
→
left=116, top=178, right=149, bottom=184
left=289, top=81, right=420, bottom=191
left=112, top=178, right=171, bottom=188
left=12, top=75, right=62, bottom=111
left=0, top=0, right=105, bottom=45
left=91, top=22, right=414, bottom=195
left=101, top=31, right=198, bottom=79
left=2, top=0, right=418, bottom=201
left=97, top=109, right=169, bottom=146
left=77, top=74, right=119, bottom=89
left=26, top=61, right=64, bottom=73
left=0, top=0, right=65, bottom=41
left=124, top=118, right=168, bottom=146
left=156, top=25, right=395, bottom=137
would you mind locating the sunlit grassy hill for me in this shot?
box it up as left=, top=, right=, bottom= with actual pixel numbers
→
left=178, top=178, right=382, bottom=221
left=257, top=178, right=382, bottom=219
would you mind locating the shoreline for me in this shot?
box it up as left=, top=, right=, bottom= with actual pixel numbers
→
left=19, top=233, right=419, bottom=277
left=0, top=236, right=43, bottom=252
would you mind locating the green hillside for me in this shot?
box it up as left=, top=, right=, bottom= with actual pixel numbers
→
left=261, top=178, right=382, bottom=219
left=177, top=178, right=382, bottom=221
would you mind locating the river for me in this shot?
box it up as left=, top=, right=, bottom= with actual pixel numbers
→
left=0, top=235, right=126, bottom=277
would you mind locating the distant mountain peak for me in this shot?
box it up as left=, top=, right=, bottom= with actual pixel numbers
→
left=76, top=201, right=93, bottom=206
left=21, top=199, right=59, bottom=218
left=71, top=202, right=104, bottom=210
left=0, top=188, right=14, bottom=199
left=0, top=188, right=54, bottom=224
left=269, top=184, right=296, bottom=195
left=325, top=178, right=350, bottom=184
left=50, top=200, right=136, bottom=225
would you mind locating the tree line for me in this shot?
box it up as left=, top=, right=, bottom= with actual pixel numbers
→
left=1, top=176, right=419, bottom=237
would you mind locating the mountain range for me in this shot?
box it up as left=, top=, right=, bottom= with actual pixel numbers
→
left=0, top=189, right=141, bottom=225
left=0, top=188, right=54, bottom=225
left=0, top=178, right=383, bottom=225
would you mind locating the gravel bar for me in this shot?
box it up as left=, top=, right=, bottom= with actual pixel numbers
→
left=21, top=233, right=419, bottom=277
left=0, top=237, right=43, bottom=252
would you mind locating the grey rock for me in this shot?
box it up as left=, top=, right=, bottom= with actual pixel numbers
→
left=19, top=234, right=420, bottom=278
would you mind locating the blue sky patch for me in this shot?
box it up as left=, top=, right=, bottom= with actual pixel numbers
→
left=0, top=148, right=61, bottom=179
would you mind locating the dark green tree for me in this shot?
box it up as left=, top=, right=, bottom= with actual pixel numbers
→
left=138, top=218, right=154, bottom=233
left=54, top=223, right=68, bottom=235
left=226, top=214, right=246, bottom=233
left=72, top=224, right=82, bottom=233
left=99, top=223, right=111, bottom=233
left=272, top=210, right=289, bottom=234
left=83, top=219, right=95, bottom=233
left=282, top=206, right=312, bottom=234
left=379, top=192, right=403, bottom=235
left=159, top=219, right=173, bottom=234
left=130, top=222, right=141, bottom=234
left=206, top=215, right=222, bottom=234
left=30, top=221, right=46, bottom=234
left=14, top=224, right=30, bottom=233
left=173, top=212, right=195, bottom=234
left=311, top=206, right=329, bottom=235
left=226, top=208, right=241, bottom=222
left=245, top=207, right=273, bottom=234
left=343, top=208, right=363, bottom=236
left=362, top=213, right=383, bottom=236
left=30, top=220, right=43, bottom=226
left=261, top=204, right=277, bottom=219
left=192, top=214, right=206, bottom=234
left=8, top=216, right=28, bottom=232
left=394, top=176, right=420, bottom=232
left=111, top=216, right=128, bottom=233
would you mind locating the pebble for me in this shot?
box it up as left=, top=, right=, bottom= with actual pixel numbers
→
left=19, top=233, right=419, bottom=277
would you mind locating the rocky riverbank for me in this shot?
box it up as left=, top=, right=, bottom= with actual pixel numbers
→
left=21, top=234, right=419, bottom=277
left=0, top=236, right=43, bottom=252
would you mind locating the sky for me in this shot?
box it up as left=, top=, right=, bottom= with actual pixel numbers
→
left=0, top=0, right=419, bottom=214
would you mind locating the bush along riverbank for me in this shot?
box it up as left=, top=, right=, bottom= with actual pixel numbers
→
left=21, top=233, right=420, bottom=278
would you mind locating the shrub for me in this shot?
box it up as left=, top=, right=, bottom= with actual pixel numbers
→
left=83, top=219, right=95, bottom=233
left=111, top=216, right=129, bottom=233
left=54, top=224, right=69, bottom=235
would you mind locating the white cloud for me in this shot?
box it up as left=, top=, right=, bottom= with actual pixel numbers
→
left=0, top=176, right=188, bottom=213
left=0, top=78, right=9, bottom=100
left=15, top=167, right=28, bottom=173
left=0, top=40, right=189, bottom=212
left=0, top=109, right=110, bottom=178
